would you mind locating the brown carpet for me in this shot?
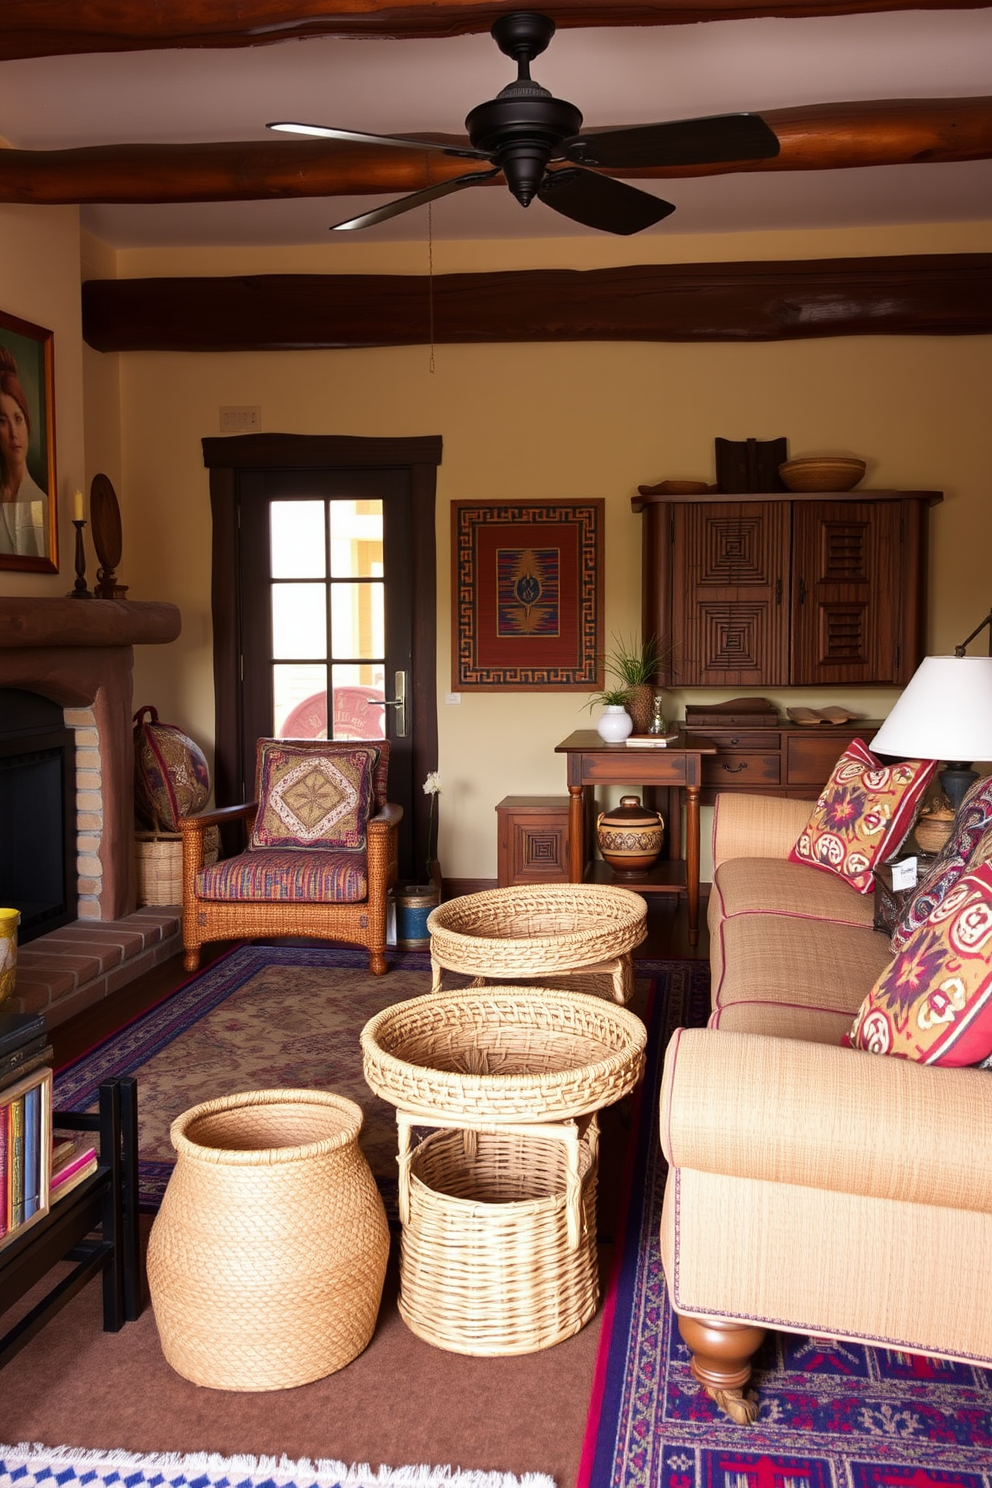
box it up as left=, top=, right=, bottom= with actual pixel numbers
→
left=2, top=1218, right=611, bottom=1486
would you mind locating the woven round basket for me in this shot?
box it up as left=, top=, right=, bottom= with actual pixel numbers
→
left=913, top=811, right=955, bottom=855
left=361, top=986, right=647, bottom=1122
left=427, top=883, right=648, bottom=981
left=399, top=1126, right=599, bottom=1355
left=146, top=1088, right=389, bottom=1391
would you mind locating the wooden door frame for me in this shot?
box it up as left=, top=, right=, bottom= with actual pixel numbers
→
left=202, top=432, right=441, bottom=860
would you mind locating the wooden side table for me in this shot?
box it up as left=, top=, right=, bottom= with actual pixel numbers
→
left=554, top=730, right=714, bottom=945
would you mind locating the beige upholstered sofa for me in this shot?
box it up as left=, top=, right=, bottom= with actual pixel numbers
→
left=659, top=791, right=992, bottom=1423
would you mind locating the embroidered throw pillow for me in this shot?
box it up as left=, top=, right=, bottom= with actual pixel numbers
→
left=251, top=742, right=378, bottom=850
left=891, top=774, right=992, bottom=951
left=133, top=705, right=211, bottom=832
left=789, top=738, right=936, bottom=895
left=847, top=861, right=992, bottom=1065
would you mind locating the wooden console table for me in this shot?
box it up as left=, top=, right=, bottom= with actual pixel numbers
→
left=554, top=731, right=714, bottom=945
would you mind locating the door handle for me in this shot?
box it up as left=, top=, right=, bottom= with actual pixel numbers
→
left=366, top=669, right=407, bottom=737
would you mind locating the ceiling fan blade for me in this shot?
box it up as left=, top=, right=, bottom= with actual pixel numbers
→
left=565, top=114, right=780, bottom=170
left=538, top=168, right=675, bottom=236
left=267, top=122, right=486, bottom=161
left=331, top=167, right=500, bottom=231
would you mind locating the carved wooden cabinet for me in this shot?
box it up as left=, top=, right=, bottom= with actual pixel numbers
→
left=633, top=490, right=942, bottom=688
left=496, top=795, right=571, bottom=887
left=689, top=720, right=881, bottom=805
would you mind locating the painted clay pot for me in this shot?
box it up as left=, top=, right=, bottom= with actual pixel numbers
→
left=596, top=795, right=665, bottom=876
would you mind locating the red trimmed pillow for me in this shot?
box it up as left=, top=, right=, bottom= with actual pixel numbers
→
left=133, top=705, right=211, bottom=832
left=251, top=741, right=378, bottom=850
left=789, top=738, right=936, bottom=894
left=847, top=861, right=992, bottom=1065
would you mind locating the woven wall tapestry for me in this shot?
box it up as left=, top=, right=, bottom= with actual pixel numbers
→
left=452, top=500, right=603, bottom=691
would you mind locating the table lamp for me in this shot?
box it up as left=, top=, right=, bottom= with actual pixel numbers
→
left=870, top=607, right=992, bottom=812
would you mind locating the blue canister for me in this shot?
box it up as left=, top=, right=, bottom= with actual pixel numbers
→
left=395, top=886, right=438, bottom=950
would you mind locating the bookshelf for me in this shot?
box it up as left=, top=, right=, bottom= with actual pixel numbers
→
left=0, top=1078, right=141, bottom=1368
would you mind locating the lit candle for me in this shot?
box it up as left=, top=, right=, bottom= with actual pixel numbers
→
left=73, top=489, right=85, bottom=522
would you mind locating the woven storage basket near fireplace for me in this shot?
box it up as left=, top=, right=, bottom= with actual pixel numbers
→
left=135, top=826, right=219, bottom=906
left=399, top=1124, right=599, bottom=1356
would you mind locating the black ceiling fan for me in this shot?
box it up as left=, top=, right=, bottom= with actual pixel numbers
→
left=267, top=10, right=780, bottom=236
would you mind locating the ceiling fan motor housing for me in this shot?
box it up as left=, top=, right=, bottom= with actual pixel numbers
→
left=466, top=84, right=583, bottom=205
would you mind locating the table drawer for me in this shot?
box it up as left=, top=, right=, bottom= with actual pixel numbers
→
left=702, top=753, right=781, bottom=787
left=691, top=730, right=781, bottom=750
left=786, top=732, right=862, bottom=785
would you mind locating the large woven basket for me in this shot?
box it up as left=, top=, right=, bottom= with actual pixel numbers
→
left=398, top=1125, right=599, bottom=1355
left=427, top=884, right=647, bottom=982
left=146, top=1088, right=389, bottom=1391
left=361, top=986, right=647, bottom=1122
left=136, top=826, right=219, bottom=906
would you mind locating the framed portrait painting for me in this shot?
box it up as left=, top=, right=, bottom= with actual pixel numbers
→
left=0, top=308, right=58, bottom=573
left=452, top=499, right=604, bottom=691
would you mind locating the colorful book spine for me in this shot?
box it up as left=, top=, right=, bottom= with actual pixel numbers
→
left=23, top=1083, right=41, bottom=1220
left=8, top=1094, right=25, bottom=1228
left=0, top=1112, right=6, bottom=1238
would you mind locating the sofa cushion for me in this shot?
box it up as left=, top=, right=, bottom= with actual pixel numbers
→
left=712, top=911, right=893, bottom=1037
left=848, top=861, right=992, bottom=1065
left=789, top=738, right=936, bottom=894
left=891, top=775, right=992, bottom=950
left=709, top=857, right=877, bottom=1000
left=251, top=741, right=378, bottom=850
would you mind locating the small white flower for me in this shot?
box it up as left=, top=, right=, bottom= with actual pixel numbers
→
left=423, top=771, right=441, bottom=795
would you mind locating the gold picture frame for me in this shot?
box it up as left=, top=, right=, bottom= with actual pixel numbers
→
left=0, top=308, right=58, bottom=572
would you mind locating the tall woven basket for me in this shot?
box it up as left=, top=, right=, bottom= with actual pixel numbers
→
left=146, top=1089, right=389, bottom=1390
left=399, top=1125, right=599, bottom=1356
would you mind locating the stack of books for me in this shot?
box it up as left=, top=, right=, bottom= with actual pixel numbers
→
left=49, top=1133, right=98, bottom=1203
left=1, top=1010, right=53, bottom=1243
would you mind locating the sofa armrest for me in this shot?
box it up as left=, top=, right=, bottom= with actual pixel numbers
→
left=660, top=1026, right=992, bottom=1215
left=711, top=792, right=814, bottom=869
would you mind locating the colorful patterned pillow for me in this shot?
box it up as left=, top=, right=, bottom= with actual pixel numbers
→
left=251, top=742, right=378, bottom=850
left=789, top=738, right=936, bottom=895
left=133, top=705, right=211, bottom=832
left=847, top=861, right=992, bottom=1064
left=891, top=774, right=992, bottom=951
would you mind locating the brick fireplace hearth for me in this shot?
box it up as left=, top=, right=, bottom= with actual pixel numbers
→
left=1, top=596, right=184, bottom=1028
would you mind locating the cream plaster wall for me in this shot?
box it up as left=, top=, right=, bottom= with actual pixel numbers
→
left=108, top=221, right=992, bottom=880
left=0, top=204, right=88, bottom=597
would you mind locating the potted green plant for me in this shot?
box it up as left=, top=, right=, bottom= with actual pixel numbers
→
left=603, top=634, right=667, bottom=735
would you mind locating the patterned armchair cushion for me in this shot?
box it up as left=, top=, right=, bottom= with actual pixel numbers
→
left=789, top=738, right=936, bottom=895
left=197, top=849, right=369, bottom=903
left=847, top=860, right=992, bottom=1065
left=250, top=740, right=379, bottom=851
left=891, top=774, right=992, bottom=950
left=133, top=705, right=211, bottom=832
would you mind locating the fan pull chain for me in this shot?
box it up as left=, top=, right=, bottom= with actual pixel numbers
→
left=427, top=199, right=436, bottom=376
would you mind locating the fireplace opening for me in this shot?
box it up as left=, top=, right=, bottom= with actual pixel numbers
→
left=0, top=687, right=77, bottom=943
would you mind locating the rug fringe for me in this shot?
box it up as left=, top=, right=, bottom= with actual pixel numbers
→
left=0, top=1442, right=556, bottom=1488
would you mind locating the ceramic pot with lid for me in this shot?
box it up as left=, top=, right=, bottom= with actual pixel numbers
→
left=596, top=795, right=664, bottom=877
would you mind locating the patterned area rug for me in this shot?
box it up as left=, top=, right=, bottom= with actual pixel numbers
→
left=579, top=965, right=992, bottom=1488
left=0, top=1443, right=555, bottom=1488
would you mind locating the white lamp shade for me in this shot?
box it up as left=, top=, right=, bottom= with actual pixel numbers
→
left=870, top=655, right=992, bottom=762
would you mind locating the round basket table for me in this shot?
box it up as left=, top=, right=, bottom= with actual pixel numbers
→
left=361, top=986, right=647, bottom=1356
left=426, top=883, right=648, bottom=1004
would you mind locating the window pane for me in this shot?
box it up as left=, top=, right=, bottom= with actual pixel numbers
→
left=329, top=500, right=383, bottom=578
left=330, top=581, right=383, bottom=661
left=273, top=665, right=327, bottom=738
left=272, top=583, right=327, bottom=659
left=331, top=662, right=386, bottom=740
left=271, top=501, right=326, bottom=578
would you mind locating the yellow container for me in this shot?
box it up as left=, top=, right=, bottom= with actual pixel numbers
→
left=0, top=908, right=21, bottom=1006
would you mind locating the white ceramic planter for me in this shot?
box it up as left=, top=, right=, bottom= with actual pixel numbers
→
left=596, top=706, right=633, bottom=743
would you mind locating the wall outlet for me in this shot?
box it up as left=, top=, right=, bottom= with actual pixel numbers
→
left=219, top=406, right=261, bottom=433
left=445, top=692, right=461, bottom=705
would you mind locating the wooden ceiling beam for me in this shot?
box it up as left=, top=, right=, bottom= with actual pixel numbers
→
left=81, top=255, right=992, bottom=351
left=2, top=99, right=990, bottom=204
left=3, top=0, right=989, bottom=59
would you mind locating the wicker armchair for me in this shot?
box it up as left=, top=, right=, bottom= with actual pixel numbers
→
left=178, top=738, right=402, bottom=975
